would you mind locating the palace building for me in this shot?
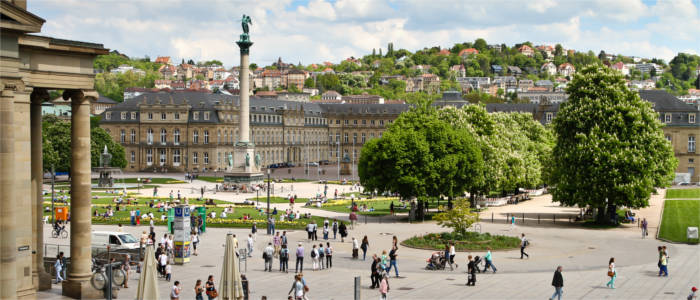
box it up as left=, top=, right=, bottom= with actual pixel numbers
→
left=99, top=91, right=409, bottom=172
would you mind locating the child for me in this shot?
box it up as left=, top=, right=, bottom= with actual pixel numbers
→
left=165, top=262, right=172, bottom=282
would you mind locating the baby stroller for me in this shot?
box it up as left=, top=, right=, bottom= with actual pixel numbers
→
left=471, top=255, right=483, bottom=273
left=425, top=251, right=446, bottom=270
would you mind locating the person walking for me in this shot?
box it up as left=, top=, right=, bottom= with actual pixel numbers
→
left=295, top=243, right=304, bottom=273
left=688, top=287, right=698, bottom=300
left=59, top=251, right=67, bottom=281
left=288, top=274, right=305, bottom=300
left=361, top=236, right=369, bottom=261
left=251, top=223, right=257, bottom=241
left=273, top=232, right=281, bottom=258
left=323, top=222, right=329, bottom=240
left=449, top=243, right=457, bottom=270
left=280, top=244, right=289, bottom=272
left=352, top=237, right=359, bottom=259
left=306, top=222, right=314, bottom=241
left=332, top=220, right=338, bottom=239
left=641, top=218, right=648, bottom=238
left=388, top=245, right=400, bottom=277
left=195, top=279, right=205, bottom=300
left=54, top=254, right=63, bottom=283
left=339, top=222, right=347, bottom=242
left=466, top=255, right=477, bottom=286
left=606, top=257, right=616, bottom=289
left=312, top=221, right=318, bottom=241
left=165, top=262, right=172, bottom=282
left=281, top=231, right=288, bottom=247
left=191, top=231, right=199, bottom=256
left=370, top=254, right=380, bottom=288
left=264, top=242, right=274, bottom=272
left=520, top=233, right=529, bottom=259
left=379, top=273, right=390, bottom=300
left=205, top=275, right=217, bottom=300
left=170, top=281, right=181, bottom=300
left=659, top=250, right=669, bottom=277
left=160, top=251, right=169, bottom=278
left=510, top=215, right=516, bottom=230
left=247, top=234, right=254, bottom=257
left=550, top=266, right=563, bottom=300
left=325, top=242, right=333, bottom=268
left=483, top=249, right=497, bottom=273
left=311, top=245, right=319, bottom=271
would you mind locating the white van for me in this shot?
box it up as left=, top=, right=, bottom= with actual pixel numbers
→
left=92, top=231, right=140, bottom=250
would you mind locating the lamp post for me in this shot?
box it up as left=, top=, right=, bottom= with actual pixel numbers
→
left=266, top=168, right=271, bottom=235
left=50, top=165, right=55, bottom=223
left=336, top=141, right=340, bottom=182
left=137, top=177, right=140, bottom=194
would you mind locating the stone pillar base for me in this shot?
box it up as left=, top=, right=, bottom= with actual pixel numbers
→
left=37, top=271, right=52, bottom=291
left=62, top=280, right=103, bottom=299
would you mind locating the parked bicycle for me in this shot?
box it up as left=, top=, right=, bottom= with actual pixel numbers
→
left=90, top=258, right=125, bottom=291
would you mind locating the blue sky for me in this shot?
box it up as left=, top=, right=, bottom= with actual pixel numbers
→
left=29, top=0, right=699, bottom=67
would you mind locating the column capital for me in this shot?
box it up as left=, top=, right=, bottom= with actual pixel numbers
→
left=30, top=88, right=49, bottom=104
left=63, top=90, right=98, bottom=104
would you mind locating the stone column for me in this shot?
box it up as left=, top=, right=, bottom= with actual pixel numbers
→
left=62, top=90, right=100, bottom=299
left=0, top=86, right=18, bottom=299
left=31, top=89, right=52, bottom=290
left=238, top=48, right=251, bottom=144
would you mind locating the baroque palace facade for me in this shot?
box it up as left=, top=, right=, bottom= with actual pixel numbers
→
left=100, top=91, right=408, bottom=172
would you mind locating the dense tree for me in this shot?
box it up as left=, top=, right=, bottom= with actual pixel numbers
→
left=42, top=115, right=126, bottom=173
left=202, top=60, right=223, bottom=66
left=550, top=65, right=677, bottom=223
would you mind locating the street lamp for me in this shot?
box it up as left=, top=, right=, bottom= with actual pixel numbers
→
left=137, top=177, right=140, bottom=194
left=266, top=168, right=271, bottom=235
left=336, top=141, right=340, bottom=182
left=50, top=165, right=55, bottom=223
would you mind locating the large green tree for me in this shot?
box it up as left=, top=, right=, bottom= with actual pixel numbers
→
left=550, top=65, right=677, bottom=223
left=42, top=115, right=126, bottom=173
left=358, top=105, right=484, bottom=201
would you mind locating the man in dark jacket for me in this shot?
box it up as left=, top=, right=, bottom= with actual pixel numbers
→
left=370, top=255, right=380, bottom=288
left=466, top=255, right=477, bottom=286
left=550, top=266, right=563, bottom=300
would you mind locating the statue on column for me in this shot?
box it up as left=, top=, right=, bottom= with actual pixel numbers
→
left=227, top=153, right=233, bottom=168
left=254, top=153, right=261, bottom=167
left=240, top=15, right=252, bottom=42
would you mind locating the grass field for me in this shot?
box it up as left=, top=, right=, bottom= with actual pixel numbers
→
left=665, top=188, right=700, bottom=199
left=658, top=200, right=700, bottom=243
left=312, top=199, right=405, bottom=216
left=247, top=196, right=309, bottom=204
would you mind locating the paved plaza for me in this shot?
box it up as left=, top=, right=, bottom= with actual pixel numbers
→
left=39, top=175, right=699, bottom=299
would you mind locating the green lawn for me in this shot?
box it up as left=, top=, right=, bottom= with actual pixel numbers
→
left=658, top=200, right=700, bottom=243
left=197, top=176, right=223, bottom=183
left=312, top=199, right=406, bottom=216
left=247, top=196, right=309, bottom=204
left=665, top=189, right=700, bottom=199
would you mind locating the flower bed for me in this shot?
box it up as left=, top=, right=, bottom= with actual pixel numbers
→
left=401, top=232, right=520, bottom=251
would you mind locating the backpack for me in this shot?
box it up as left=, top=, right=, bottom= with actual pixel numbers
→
left=524, top=240, right=529, bottom=247
left=311, top=250, right=317, bottom=258
left=318, top=249, right=325, bottom=258
left=280, top=249, right=288, bottom=260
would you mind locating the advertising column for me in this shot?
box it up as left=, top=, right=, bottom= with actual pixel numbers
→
left=173, top=205, right=191, bottom=264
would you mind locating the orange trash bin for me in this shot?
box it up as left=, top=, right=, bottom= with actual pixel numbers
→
left=54, top=206, right=69, bottom=221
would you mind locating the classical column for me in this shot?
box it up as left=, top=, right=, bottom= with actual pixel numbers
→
left=237, top=44, right=251, bottom=144
left=0, top=86, right=18, bottom=299
left=62, top=90, right=100, bottom=298
left=31, top=89, right=52, bottom=290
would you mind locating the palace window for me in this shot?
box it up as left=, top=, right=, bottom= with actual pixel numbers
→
left=193, top=152, right=198, bottom=164
left=546, top=112, right=553, bottom=123
left=173, top=149, right=181, bottom=165
left=146, top=149, right=153, bottom=165
left=159, top=149, right=166, bottom=165
left=370, top=133, right=375, bottom=139
left=161, top=112, right=166, bottom=120
left=665, top=135, right=671, bottom=142
left=362, top=119, right=366, bottom=125
left=344, top=133, right=349, bottom=143
left=120, top=129, right=125, bottom=143
left=160, top=128, right=167, bottom=144
left=354, top=120, right=358, bottom=125
left=130, top=151, right=135, bottom=163
left=664, top=113, right=671, bottom=123
left=204, top=112, right=210, bottom=120
left=204, top=152, right=209, bottom=164
left=131, top=112, right=136, bottom=120
left=689, top=136, right=696, bottom=153
left=174, top=112, right=180, bottom=120
left=193, top=130, right=199, bottom=144
left=193, top=112, right=199, bottom=120
left=361, top=133, right=366, bottom=143
left=371, top=120, right=375, bottom=125
left=204, top=130, right=209, bottom=144
left=174, top=129, right=180, bottom=145
left=148, top=112, right=153, bottom=120
left=344, top=120, right=349, bottom=125
left=353, top=133, right=357, bottom=143
left=131, top=129, right=136, bottom=144
left=379, top=120, right=384, bottom=126
left=146, top=128, right=154, bottom=145
left=121, top=112, right=126, bottom=120
left=105, top=112, right=111, bottom=120
left=690, top=113, right=696, bottom=124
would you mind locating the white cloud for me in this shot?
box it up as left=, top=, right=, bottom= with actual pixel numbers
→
left=27, top=0, right=699, bottom=67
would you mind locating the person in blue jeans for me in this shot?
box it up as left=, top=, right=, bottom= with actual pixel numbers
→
left=483, top=250, right=497, bottom=273
left=387, top=245, right=399, bottom=277
left=550, top=266, right=563, bottom=300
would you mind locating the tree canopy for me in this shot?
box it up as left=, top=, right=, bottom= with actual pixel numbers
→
left=550, top=65, right=676, bottom=222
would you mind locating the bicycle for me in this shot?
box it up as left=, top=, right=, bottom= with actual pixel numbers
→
left=51, top=226, right=68, bottom=239
left=90, top=259, right=126, bottom=291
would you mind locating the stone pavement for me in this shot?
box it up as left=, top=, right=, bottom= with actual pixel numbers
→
left=39, top=175, right=699, bottom=299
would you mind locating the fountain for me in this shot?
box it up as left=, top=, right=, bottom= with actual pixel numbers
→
left=92, top=146, right=137, bottom=189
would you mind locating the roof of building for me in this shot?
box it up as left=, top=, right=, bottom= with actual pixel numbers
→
left=639, top=90, right=699, bottom=112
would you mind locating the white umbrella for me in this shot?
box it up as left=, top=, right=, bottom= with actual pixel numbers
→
left=220, top=233, right=244, bottom=300
left=136, top=245, right=159, bottom=300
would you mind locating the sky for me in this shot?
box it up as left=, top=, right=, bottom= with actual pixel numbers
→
left=29, top=0, right=700, bottom=68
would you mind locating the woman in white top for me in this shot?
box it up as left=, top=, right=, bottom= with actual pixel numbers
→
left=171, top=281, right=181, bottom=299
left=606, top=257, right=616, bottom=289
left=288, top=274, right=304, bottom=300
left=311, top=245, right=320, bottom=270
